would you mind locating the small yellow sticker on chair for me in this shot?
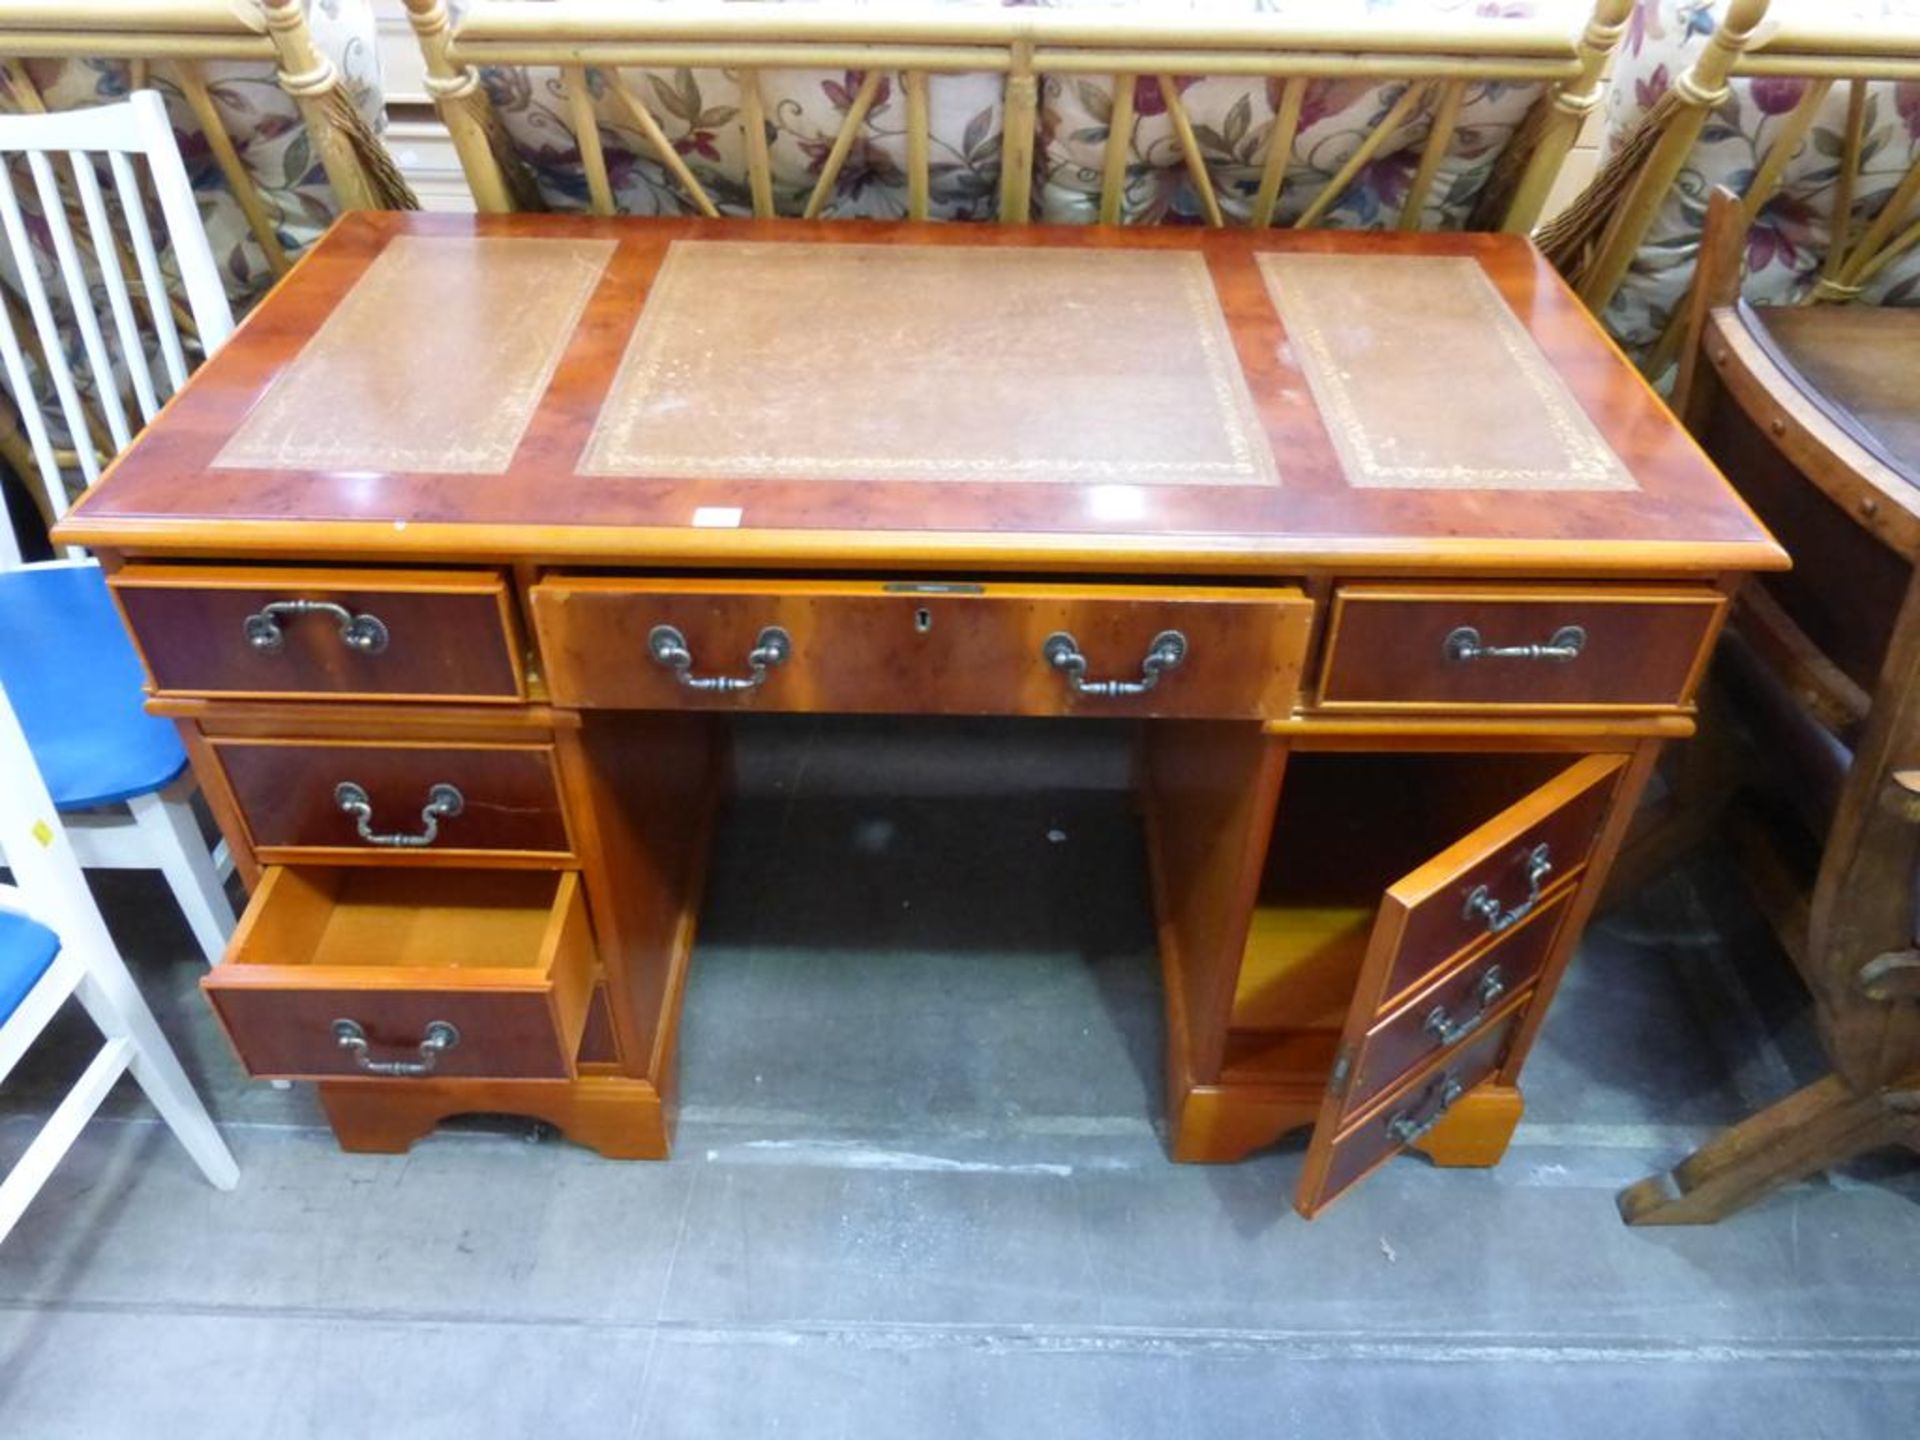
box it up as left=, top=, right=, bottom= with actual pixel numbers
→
left=32, top=819, right=54, bottom=848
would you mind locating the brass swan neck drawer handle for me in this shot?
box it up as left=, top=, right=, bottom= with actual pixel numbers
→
left=1423, top=965, right=1506, bottom=1047
left=1444, top=624, right=1585, bottom=663
left=648, top=624, right=792, bottom=692
left=1462, top=842, right=1552, bottom=936
left=333, top=781, right=464, bottom=848
left=1386, top=1073, right=1465, bottom=1146
left=333, top=1019, right=459, bottom=1077
left=1043, top=629, right=1187, bottom=697
left=244, top=599, right=389, bottom=654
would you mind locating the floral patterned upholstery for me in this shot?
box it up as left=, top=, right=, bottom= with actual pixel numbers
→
left=0, top=0, right=391, bottom=312
left=467, top=0, right=1588, bottom=229
left=1597, top=0, right=1920, bottom=360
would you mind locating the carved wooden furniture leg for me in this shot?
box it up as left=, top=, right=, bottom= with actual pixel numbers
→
left=1619, top=1073, right=1920, bottom=1225
left=317, top=1075, right=670, bottom=1159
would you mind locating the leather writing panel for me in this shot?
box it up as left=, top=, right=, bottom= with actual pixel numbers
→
left=216, top=236, right=613, bottom=474
left=580, top=241, right=1281, bottom=486
left=1259, top=253, right=1636, bottom=492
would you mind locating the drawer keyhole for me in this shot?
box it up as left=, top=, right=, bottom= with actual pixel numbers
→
left=914, top=608, right=933, bottom=634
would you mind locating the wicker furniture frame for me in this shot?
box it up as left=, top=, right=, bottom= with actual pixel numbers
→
left=1542, top=0, right=1920, bottom=376
left=408, top=0, right=1629, bottom=231
left=0, top=0, right=413, bottom=272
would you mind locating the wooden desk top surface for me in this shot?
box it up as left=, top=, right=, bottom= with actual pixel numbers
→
left=60, top=212, right=1783, bottom=577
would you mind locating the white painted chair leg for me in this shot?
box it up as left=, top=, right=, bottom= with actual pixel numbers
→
left=128, top=780, right=235, bottom=965
left=72, top=956, right=238, bottom=1191
left=0, top=1036, right=134, bottom=1244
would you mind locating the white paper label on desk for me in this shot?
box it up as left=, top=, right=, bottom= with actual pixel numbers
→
left=692, top=507, right=743, bottom=528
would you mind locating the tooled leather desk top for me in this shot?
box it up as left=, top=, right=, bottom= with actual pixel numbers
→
left=60, top=211, right=1782, bottom=577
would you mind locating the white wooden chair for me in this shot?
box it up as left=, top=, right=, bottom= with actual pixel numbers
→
left=0, top=675, right=238, bottom=1245
left=0, top=91, right=236, bottom=965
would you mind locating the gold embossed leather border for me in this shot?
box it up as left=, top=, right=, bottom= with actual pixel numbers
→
left=580, top=241, right=1280, bottom=487
left=1259, top=254, right=1637, bottom=493
left=216, top=236, right=613, bottom=475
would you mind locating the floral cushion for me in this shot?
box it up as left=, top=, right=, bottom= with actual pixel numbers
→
left=0, top=0, right=389, bottom=313
left=1599, top=0, right=1920, bottom=362
left=469, top=0, right=1584, bottom=229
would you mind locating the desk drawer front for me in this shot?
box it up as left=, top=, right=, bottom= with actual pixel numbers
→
left=205, top=868, right=594, bottom=1081
left=112, top=566, right=525, bottom=701
left=212, top=740, right=571, bottom=862
left=1317, top=585, right=1723, bottom=710
left=1347, top=891, right=1568, bottom=1113
left=1314, top=1008, right=1522, bottom=1206
left=1379, top=755, right=1619, bottom=1005
left=531, top=579, right=1312, bottom=718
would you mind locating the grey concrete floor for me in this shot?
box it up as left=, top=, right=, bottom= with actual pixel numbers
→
left=3, top=719, right=1918, bottom=1437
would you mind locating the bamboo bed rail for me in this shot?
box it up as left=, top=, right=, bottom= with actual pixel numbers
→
left=417, top=0, right=1630, bottom=232
left=1543, top=0, right=1920, bottom=374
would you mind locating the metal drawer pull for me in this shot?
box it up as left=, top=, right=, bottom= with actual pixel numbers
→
left=1444, top=624, right=1584, bottom=663
left=1424, top=965, right=1506, bottom=1047
left=1043, top=629, right=1187, bottom=697
left=333, top=781, right=464, bottom=848
left=333, top=1019, right=459, bottom=1077
left=1386, top=1073, right=1465, bottom=1146
left=1463, top=842, right=1552, bottom=936
left=244, top=599, right=388, bottom=654
left=648, top=624, right=792, bottom=692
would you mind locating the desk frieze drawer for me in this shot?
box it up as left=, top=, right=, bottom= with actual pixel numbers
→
left=1316, top=584, right=1725, bottom=711
left=530, top=578, right=1313, bottom=718
left=210, top=739, right=573, bottom=863
left=204, top=868, right=595, bottom=1081
left=111, top=565, right=527, bottom=702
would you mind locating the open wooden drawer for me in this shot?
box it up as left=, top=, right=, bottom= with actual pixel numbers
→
left=204, top=868, right=595, bottom=1081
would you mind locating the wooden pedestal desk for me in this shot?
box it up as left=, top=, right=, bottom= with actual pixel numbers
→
left=55, top=213, right=1785, bottom=1218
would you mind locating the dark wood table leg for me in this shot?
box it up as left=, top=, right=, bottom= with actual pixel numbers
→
left=1618, top=1072, right=1920, bottom=1225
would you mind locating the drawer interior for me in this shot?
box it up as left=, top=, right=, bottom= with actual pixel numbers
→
left=231, top=868, right=572, bottom=976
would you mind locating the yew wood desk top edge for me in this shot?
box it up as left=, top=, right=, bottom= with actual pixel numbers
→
left=57, top=211, right=1786, bottom=577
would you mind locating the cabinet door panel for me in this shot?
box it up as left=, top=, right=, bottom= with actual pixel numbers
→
left=1294, top=753, right=1627, bottom=1217
left=1344, top=891, right=1568, bottom=1114
left=1378, top=760, right=1617, bottom=1006
left=1310, top=1011, right=1523, bottom=1206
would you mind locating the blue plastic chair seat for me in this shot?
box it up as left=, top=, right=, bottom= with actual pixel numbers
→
left=0, top=909, right=61, bottom=1024
left=0, top=563, right=187, bottom=809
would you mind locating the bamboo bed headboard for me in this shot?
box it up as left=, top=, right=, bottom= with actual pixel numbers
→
left=410, top=0, right=1630, bottom=232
